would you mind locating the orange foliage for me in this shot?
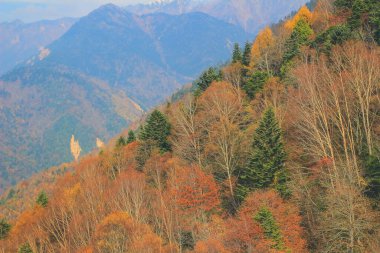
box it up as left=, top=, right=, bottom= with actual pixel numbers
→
left=77, top=247, right=94, bottom=253
left=251, top=27, right=275, bottom=67
left=194, top=239, right=231, bottom=253
left=224, top=213, right=270, bottom=253
left=169, top=164, right=220, bottom=214
left=63, top=182, right=81, bottom=208
left=238, top=190, right=307, bottom=252
left=285, top=6, right=313, bottom=30
left=0, top=206, right=47, bottom=252
left=94, top=212, right=163, bottom=253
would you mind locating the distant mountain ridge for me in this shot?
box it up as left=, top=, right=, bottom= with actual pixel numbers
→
left=126, top=0, right=310, bottom=34
left=0, top=18, right=77, bottom=75
left=0, top=4, right=251, bottom=191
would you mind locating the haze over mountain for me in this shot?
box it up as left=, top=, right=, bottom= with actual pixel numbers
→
left=0, top=4, right=251, bottom=191
left=0, top=18, right=77, bottom=75
left=126, top=0, right=310, bottom=33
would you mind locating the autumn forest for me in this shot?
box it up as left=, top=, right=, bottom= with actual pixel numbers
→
left=0, top=0, right=380, bottom=252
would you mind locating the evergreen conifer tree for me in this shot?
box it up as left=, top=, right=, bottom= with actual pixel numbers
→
left=232, top=43, right=242, bottom=63
left=281, top=19, right=313, bottom=76
left=368, top=0, right=380, bottom=44
left=140, top=110, right=171, bottom=152
left=243, top=71, right=269, bottom=99
left=116, top=136, right=127, bottom=148
left=0, top=219, right=11, bottom=239
left=194, top=67, right=221, bottom=95
left=236, top=108, right=288, bottom=201
left=242, top=42, right=252, bottom=66
left=18, top=243, right=33, bottom=253
left=283, top=19, right=313, bottom=63
left=364, top=153, right=380, bottom=200
left=255, top=207, right=285, bottom=250
left=126, top=130, right=136, bottom=144
left=348, top=0, right=366, bottom=30
left=36, top=191, right=48, bottom=207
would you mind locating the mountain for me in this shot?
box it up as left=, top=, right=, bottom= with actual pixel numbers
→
left=126, top=0, right=310, bottom=34
left=0, top=4, right=251, bottom=191
left=0, top=18, right=77, bottom=75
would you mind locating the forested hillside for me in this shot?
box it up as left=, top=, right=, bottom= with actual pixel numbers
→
left=0, top=0, right=379, bottom=252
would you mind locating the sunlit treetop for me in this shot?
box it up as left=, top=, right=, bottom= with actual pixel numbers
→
left=285, top=5, right=313, bottom=30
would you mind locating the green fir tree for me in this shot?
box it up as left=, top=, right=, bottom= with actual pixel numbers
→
left=283, top=19, right=313, bottom=63
left=194, top=67, right=222, bottom=95
left=36, top=191, right=48, bottom=207
left=236, top=108, right=288, bottom=201
left=243, top=71, right=269, bottom=99
left=242, top=42, right=252, bottom=66
left=18, top=243, right=33, bottom=253
left=126, top=130, right=136, bottom=144
left=348, top=0, right=367, bottom=30
left=116, top=136, right=127, bottom=148
left=232, top=43, right=243, bottom=63
left=254, top=207, right=285, bottom=250
left=0, top=219, right=11, bottom=239
left=281, top=19, right=313, bottom=76
left=140, top=110, right=171, bottom=152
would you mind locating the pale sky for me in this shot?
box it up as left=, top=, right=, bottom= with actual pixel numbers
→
left=0, top=0, right=156, bottom=22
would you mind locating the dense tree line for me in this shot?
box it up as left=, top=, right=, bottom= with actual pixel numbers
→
left=0, top=1, right=379, bottom=252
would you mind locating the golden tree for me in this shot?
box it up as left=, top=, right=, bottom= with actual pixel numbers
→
left=250, top=27, right=275, bottom=69
left=284, top=5, right=313, bottom=31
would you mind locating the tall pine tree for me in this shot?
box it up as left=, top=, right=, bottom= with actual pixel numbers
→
left=243, top=71, right=269, bottom=99
left=194, top=67, right=221, bottom=95
left=236, top=108, right=288, bottom=201
left=255, top=207, right=285, bottom=250
left=0, top=219, right=11, bottom=239
left=283, top=19, right=313, bottom=63
left=116, top=136, right=127, bottom=148
left=126, top=130, right=136, bottom=144
left=140, top=110, right=171, bottom=152
left=232, top=43, right=242, bottom=63
left=281, top=19, right=313, bottom=76
left=242, top=42, right=252, bottom=66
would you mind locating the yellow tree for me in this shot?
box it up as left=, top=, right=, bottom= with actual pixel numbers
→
left=284, top=6, right=313, bottom=31
left=250, top=27, right=275, bottom=70
left=93, top=212, right=163, bottom=253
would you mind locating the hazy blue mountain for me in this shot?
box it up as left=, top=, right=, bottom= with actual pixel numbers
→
left=0, top=4, right=251, bottom=191
left=0, top=18, right=77, bottom=75
left=126, top=0, right=310, bottom=34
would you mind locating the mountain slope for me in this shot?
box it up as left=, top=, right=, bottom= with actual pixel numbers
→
left=1, top=1, right=379, bottom=252
left=0, top=18, right=77, bottom=75
left=126, top=0, right=310, bottom=34
left=0, top=4, right=251, bottom=191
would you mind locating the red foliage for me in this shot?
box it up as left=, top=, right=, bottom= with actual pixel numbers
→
left=169, top=164, right=220, bottom=214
